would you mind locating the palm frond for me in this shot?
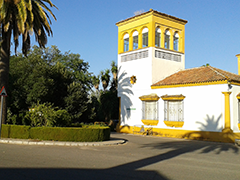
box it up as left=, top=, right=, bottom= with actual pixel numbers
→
left=1, top=0, right=57, bottom=56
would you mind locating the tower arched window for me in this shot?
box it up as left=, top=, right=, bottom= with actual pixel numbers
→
left=174, top=32, right=179, bottom=51
left=155, top=27, right=161, bottom=47
left=142, top=28, right=148, bottom=48
left=164, top=30, right=170, bottom=49
left=132, top=31, right=138, bottom=50
left=123, top=33, right=129, bottom=52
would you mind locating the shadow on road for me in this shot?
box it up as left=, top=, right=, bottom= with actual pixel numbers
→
left=0, top=167, right=169, bottom=180
left=1, top=139, right=238, bottom=180
left=137, top=139, right=239, bottom=173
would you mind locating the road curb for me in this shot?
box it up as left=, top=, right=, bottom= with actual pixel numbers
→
left=0, top=138, right=126, bottom=146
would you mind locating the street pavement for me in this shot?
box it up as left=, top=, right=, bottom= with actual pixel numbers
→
left=0, top=132, right=240, bottom=180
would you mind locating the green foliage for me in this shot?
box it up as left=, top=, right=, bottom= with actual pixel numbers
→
left=7, top=45, right=119, bottom=126
left=111, top=61, right=118, bottom=77
left=100, top=90, right=119, bottom=121
left=92, top=75, right=100, bottom=90
left=64, top=82, right=88, bottom=122
left=1, top=125, right=31, bottom=139
left=25, top=102, right=71, bottom=127
left=90, top=61, right=119, bottom=122
left=30, top=126, right=110, bottom=142
left=100, top=69, right=110, bottom=91
left=202, top=63, right=210, bottom=67
left=7, top=109, right=17, bottom=125
left=0, top=0, right=57, bottom=56
left=8, top=46, right=91, bottom=124
left=1, top=124, right=110, bottom=142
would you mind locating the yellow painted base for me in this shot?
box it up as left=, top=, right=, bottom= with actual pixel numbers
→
left=164, top=121, right=184, bottom=128
left=238, top=124, right=240, bottom=130
left=118, top=125, right=240, bottom=143
left=141, top=119, right=159, bottom=126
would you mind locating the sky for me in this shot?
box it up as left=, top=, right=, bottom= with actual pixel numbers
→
left=24, top=0, right=240, bottom=76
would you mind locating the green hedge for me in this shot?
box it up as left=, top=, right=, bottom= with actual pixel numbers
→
left=1, top=125, right=110, bottom=142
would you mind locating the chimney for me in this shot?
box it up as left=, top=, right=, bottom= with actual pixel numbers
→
left=236, top=54, right=240, bottom=75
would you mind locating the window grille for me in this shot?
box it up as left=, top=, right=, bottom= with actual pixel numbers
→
left=164, top=100, right=184, bottom=121
left=142, top=101, right=158, bottom=120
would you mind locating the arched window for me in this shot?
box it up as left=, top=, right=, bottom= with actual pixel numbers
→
left=123, top=33, right=129, bottom=52
left=164, top=30, right=170, bottom=49
left=174, top=32, right=179, bottom=51
left=155, top=27, right=161, bottom=47
left=132, top=31, right=138, bottom=50
left=142, top=28, right=148, bottom=48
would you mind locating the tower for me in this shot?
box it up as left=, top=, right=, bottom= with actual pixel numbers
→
left=116, top=9, right=188, bottom=89
left=116, top=9, right=188, bottom=125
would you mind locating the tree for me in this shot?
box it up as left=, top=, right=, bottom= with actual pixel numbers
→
left=8, top=46, right=92, bottom=125
left=111, top=61, right=117, bottom=80
left=92, top=75, right=100, bottom=91
left=90, top=61, right=119, bottom=123
left=0, top=0, right=57, bottom=123
left=110, top=61, right=117, bottom=90
left=100, top=69, right=110, bottom=91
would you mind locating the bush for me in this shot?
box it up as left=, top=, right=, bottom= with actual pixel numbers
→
left=30, top=126, right=110, bottom=142
left=25, top=102, right=71, bottom=127
left=1, top=125, right=31, bottom=139
left=1, top=124, right=110, bottom=142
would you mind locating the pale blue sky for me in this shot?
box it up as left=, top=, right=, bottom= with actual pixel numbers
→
left=30, top=0, right=240, bottom=76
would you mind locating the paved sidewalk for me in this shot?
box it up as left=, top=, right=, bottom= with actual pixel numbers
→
left=0, top=137, right=126, bottom=146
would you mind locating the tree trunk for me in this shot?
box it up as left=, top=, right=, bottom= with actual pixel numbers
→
left=0, top=25, right=12, bottom=124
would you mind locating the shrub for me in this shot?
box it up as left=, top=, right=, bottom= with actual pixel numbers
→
left=30, top=126, right=110, bottom=142
left=1, top=125, right=31, bottom=139
left=25, top=102, right=71, bottom=127
left=1, top=124, right=110, bottom=142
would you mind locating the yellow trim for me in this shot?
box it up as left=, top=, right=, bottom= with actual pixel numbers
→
left=141, top=119, right=159, bottom=126
left=238, top=123, right=240, bottom=130
left=164, top=121, right=184, bottom=127
left=222, top=91, right=232, bottom=132
left=151, top=80, right=229, bottom=89
left=231, top=82, right=240, bottom=86
left=236, top=54, right=240, bottom=75
left=139, top=93, right=160, bottom=101
left=117, top=10, right=186, bottom=54
left=119, top=125, right=240, bottom=143
left=236, top=93, right=240, bottom=99
left=161, top=94, right=185, bottom=101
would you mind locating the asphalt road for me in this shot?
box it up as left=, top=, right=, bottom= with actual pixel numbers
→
left=0, top=132, right=240, bottom=180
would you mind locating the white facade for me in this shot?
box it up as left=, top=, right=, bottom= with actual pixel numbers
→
left=118, top=78, right=240, bottom=133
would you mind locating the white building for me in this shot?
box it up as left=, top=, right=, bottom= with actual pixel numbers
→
left=116, top=9, right=240, bottom=143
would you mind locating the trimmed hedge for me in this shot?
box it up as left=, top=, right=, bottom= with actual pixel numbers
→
left=1, top=125, right=110, bottom=142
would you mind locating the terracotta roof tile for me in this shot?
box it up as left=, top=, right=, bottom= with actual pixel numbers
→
left=152, top=66, right=240, bottom=87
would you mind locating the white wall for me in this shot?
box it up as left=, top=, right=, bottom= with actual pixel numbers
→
left=152, top=48, right=185, bottom=84
left=119, top=83, right=234, bottom=132
left=230, top=85, right=240, bottom=132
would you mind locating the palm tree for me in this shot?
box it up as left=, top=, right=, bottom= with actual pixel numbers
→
left=0, top=0, right=57, bottom=123
left=92, top=75, right=100, bottom=91
left=111, top=61, right=117, bottom=80
left=100, top=69, right=110, bottom=91
left=110, top=61, right=117, bottom=90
